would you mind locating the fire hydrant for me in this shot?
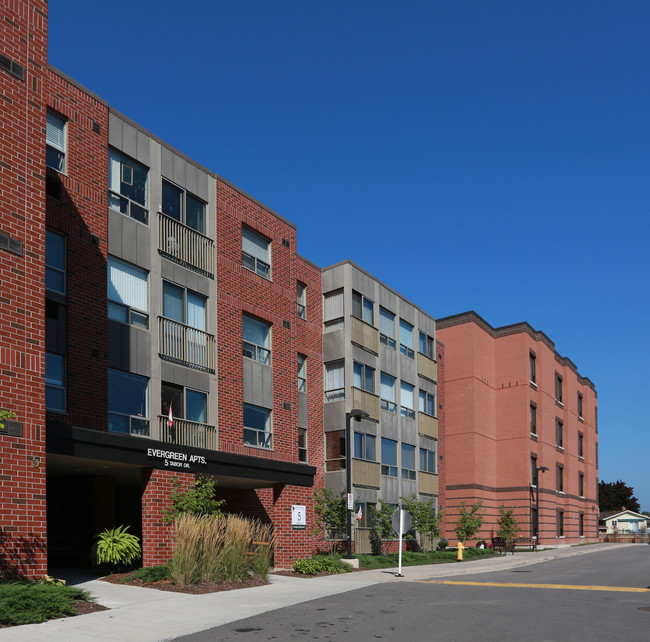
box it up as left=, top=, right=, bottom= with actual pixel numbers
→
left=456, top=540, right=465, bottom=562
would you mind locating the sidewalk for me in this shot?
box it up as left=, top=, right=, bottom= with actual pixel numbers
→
left=0, top=543, right=633, bottom=641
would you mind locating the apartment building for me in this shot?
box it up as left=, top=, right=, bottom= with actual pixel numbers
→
left=437, top=312, right=598, bottom=545
left=1, top=0, right=321, bottom=577
left=321, top=262, right=443, bottom=552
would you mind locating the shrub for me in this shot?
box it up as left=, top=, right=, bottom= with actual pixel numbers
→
left=125, top=565, right=170, bottom=583
left=162, top=476, right=225, bottom=524
left=90, top=525, right=141, bottom=568
left=454, top=501, right=484, bottom=543
left=436, top=538, right=449, bottom=551
left=292, top=555, right=351, bottom=576
left=496, top=506, right=521, bottom=541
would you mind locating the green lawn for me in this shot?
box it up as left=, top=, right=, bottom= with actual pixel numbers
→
left=355, top=548, right=499, bottom=570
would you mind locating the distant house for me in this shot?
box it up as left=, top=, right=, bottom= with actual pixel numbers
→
left=599, top=510, right=649, bottom=535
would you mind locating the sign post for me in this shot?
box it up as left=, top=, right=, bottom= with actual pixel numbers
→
left=391, top=508, right=412, bottom=577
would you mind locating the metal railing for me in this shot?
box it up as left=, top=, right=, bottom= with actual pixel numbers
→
left=158, top=212, right=214, bottom=277
left=159, top=316, right=215, bottom=373
left=158, top=416, right=217, bottom=450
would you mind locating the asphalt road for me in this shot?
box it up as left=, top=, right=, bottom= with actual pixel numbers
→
left=176, top=546, right=650, bottom=641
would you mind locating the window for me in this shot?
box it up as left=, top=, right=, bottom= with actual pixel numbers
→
left=107, top=257, right=149, bottom=328
left=420, top=446, right=437, bottom=474
left=577, top=392, right=583, bottom=420
left=243, top=403, right=272, bottom=448
left=45, top=230, right=65, bottom=294
left=530, top=403, right=537, bottom=435
left=557, top=511, right=564, bottom=537
left=579, top=513, right=585, bottom=537
left=556, top=464, right=564, bottom=493
left=556, top=418, right=563, bottom=449
left=400, top=381, right=415, bottom=419
left=161, top=383, right=208, bottom=424
left=579, top=472, right=584, bottom=498
left=419, top=332, right=434, bottom=359
left=163, top=281, right=207, bottom=331
left=297, top=354, right=307, bottom=392
left=354, top=502, right=374, bottom=528
left=578, top=432, right=584, bottom=459
left=379, top=307, right=396, bottom=349
left=161, top=178, right=206, bottom=234
left=380, top=373, right=396, bottom=413
left=108, top=369, right=149, bottom=435
left=399, top=319, right=414, bottom=358
left=108, top=148, right=149, bottom=224
left=531, top=507, right=538, bottom=538
left=353, top=361, right=375, bottom=393
left=46, top=112, right=66, bottom=173
left=354, top=432, right=376, bottom=461
left=298, top=428, right=307, bottom=462
left=242, top=227, right=270, bottom=278
left=419, top=389, right=436, bottom=416
left=45, top=352, right=65, bottom=412
left=323, top=289, right=344, bottom=332
left=325, top=361, right=344, bottom=401
left=531, top=455, right=538, bottom=486
left=401, top=443, right=416, bottom=480
left=381, top=437, right=397, bottom=477
left=555, top=373, right=563, bottom=405
left=242, top=314, right=271, bottom=364
left=297, top=282, right=306, bottom=319
left=352, top=290, right=374, bottom=324
left=530, top=352, right=536, bottom=385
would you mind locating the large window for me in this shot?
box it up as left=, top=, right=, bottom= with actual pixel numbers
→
left=419, top=389, right=436, bottom=416
left=399, top=319, right=414, bottom=358
left=353, top=361, right=375, bottom=393
left=46, top=112, right=66, bottom=173
left=161, top=178, right=206, bottom=234
left=298, top=354, right=307, bottom=391
left=108, top=369, right=149, bottom=435
left=380, top=372, right=396, bottom=413
left=579, top=472, right=584, bottom=498
left=556, top=464, right=564, bottom=493
left=107, top=257, right=149, bottom=328
left=242, top=314, right=271, bottom=364
left=297, top=282, right=306, bottom=319
left=578, top=432, right=584, bottom=459
left=323, top=289, right=344, bottom=332
left=298, top=428, right=307, bottom=462
left=108, top=148, right=149, bottom=224
left=530, top=403, right=537, bottom=435
left=243, top=403, right=272, bottom=448
left=161, top=383, right=207, bottom=424
left=530, top=352, right=536, bottom=385
left=242, top=227, right=270, bottom=278
left=531, top=455, right=538, bottom=485
left=45, top=230, right=65, bottom=294
left=577, top=392, right=584, bottom=420
left=352, top=291, right=374, bottom=324
left=379, top=307, right=396, bottom=349
left=325, top=361, right=344, bottom=401
left=555, top=373, right=563, bottom=405
left=401, top=443, right=416, bottom=480
left=45, top=352, right=65, bottom=412
left=354, top=432, right=376, bottom=461
left=420, top=446, right=437, bottom=474
left=163, top=281, right=206, bottom=330
left=419, top=332, right=434, bottom=359
left=381, top=437, right=397, bottom=477
left=556, top=418, right=563, bottom=449
left=400, top=381, right=415, bottom=419
left=557, top=510, right=564, bottom=537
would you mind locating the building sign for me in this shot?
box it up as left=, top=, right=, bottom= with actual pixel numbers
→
left=292, top=504, right=306, bottom=530
left=147, top=447, right=207, bottom=470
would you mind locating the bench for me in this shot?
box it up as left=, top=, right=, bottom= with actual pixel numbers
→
left=514, top=537, right=537, bottom=551
left=491, top=537, right=515, bottom=555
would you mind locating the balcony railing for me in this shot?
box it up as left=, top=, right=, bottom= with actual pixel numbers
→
left=158, top=212, right=214, bottom=277
left=158, top=416, right=216, bottom=450
left=159, top=317, right=215, bottom=373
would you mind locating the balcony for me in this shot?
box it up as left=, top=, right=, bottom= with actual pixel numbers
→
left=418, top=412, right=439, bottom=439
left=158, top=212, right=214, bottom=278
left=350, top=316, right=379, bottom=354
left=417, top=352, right=437, bottom=382
left=351, top=388, right=380, bottom=420
left=159, top=317, right=215, bottom=373
left=353, top=459, right=380, bottom=488
left=419, top=471, right=439, bottom=496
left=158, top=416, right=216, bottom=450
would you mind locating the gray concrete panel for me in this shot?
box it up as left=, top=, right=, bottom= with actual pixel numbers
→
left=417, top=310, right=436, bottom=338
left=323, top=329, right=345, bottom=362
left=379, top=411, right=399, bottom=440
left=378, top=286, right=397, bottom=312
left=107, top=209, right=124, bottom=257
left=242, top=359, right=273, bottom=409
left=322, top=265, right=345, bottom=293
left=134, top=327, right=151, bottom=373
left=380, top=476, right=400, bottom=504
left=397, top=299, right=415, bottom=325
left=351, top=345, right=377, bottom=368
left=399, top=353, right=417, bottom=384
left=417, top=375, right=436, bottom=394
left=135, top=221, right=151, bottom=269
left=400, top=420, right=418, bottom=445
left=325, top=470, right=346, bottom=495
left=350, top=268, right=376, bottom=300
left=323, top=400, right=345, bottom=431
left=121, top=120, right=138, bottom=160
left=379, top=344, right=398, bottom=376
left=354, top=488, right=378, bottom=503
left=298, top=391, right=308, bottom=429
left=136, top=129, right=150, bottom=166
left=161, top=147, right=174, bottom=180
left=173, top=153, right=186, bottom=187
left=108, top=112, right=122, bottom=149
left=401, top=479, right=417, bottom=498
left=160, top=361, right=210, bottom=391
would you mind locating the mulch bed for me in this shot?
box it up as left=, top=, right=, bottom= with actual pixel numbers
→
left=100, top=572, right=267, bottom=594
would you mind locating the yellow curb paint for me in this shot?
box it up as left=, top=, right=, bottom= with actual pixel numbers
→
left=420, top=580, right=650, bottom=593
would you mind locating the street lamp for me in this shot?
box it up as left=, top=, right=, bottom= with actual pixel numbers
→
left=535, top=466, right=549, bottom=546
left=345, top=408, right=370, bottom=559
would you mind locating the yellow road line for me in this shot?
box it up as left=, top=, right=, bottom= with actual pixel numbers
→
left=420, top=580, right=649, bottom=593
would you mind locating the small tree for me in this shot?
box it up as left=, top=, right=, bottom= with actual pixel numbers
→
left=313, top=489, right=346, bottom=552
left=162, top=476, right=225, bottom=524
left=368, top=500, right=398, bottom=555
left=496, top=506, right=520, bottom=541
left=401, top=495, right=444, bottom=552
left=0, top=409, right=16, bottom=431
left=454, top=501, right=484, bottom=544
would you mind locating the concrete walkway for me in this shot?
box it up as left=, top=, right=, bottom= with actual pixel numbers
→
left=0, top=543, right=633, bottom=641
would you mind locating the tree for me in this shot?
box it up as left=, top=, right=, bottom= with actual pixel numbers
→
left=598, top=480, right=640, bottom=513
left=496, top=506, right=521, bottom=541
left=454, top=501, right=484, bottom=544
left=401, top=495, right=444, bottom=552
left=162, top=476, right=225, bottom=524
left=368, top=500, right=398, bottom=556
left=313, top=488, right=346, bottom=548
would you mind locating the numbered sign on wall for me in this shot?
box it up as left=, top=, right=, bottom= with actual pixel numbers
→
left=292, top=505, right=307, bottom=530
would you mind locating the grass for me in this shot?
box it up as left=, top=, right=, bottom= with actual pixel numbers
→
left=355, top=548, right=499, bottom=570
left=292, top=555, right=351, bottom=575
left=0, top=581, right=93, bottom=626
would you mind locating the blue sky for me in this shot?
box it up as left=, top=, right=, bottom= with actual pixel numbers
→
left=49, top=1, right=650, bottom=510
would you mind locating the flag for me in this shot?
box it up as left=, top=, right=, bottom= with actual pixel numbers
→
left=168, top=405, right=173, bottom=428
left=356, top=506, right=362, bottom=522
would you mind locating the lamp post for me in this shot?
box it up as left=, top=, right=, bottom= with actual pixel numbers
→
left=345, top=408, right=370, bottom=559
left=535, top=466, right=549, bottom=546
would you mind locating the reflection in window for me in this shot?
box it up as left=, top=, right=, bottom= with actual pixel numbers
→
left=244, top=403, right=272, bottom=448
left=107, top=257, right=149, bottom=328
left=108, top=148, right=149, bottom=224
left=108, top=369, right=149, bottom=436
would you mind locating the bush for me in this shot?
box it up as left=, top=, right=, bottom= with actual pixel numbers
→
left=292, top=555, right=351, bottom=576
left=162, top=476, right=225, bottom=524
left=436, top=538, right=449, bottom=551
left=90, top=525, right=141, bottom=568
left=125, top=565, right=170, bottom=583
left=0, top=582, right=91, bottom=625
